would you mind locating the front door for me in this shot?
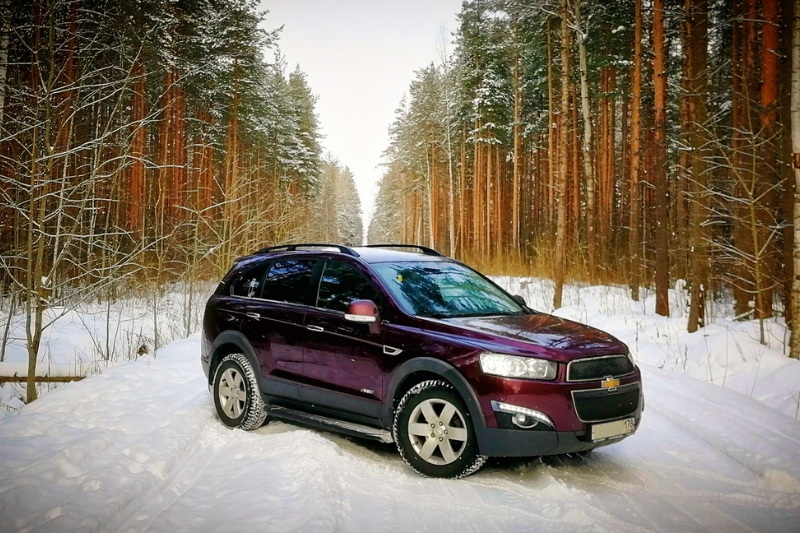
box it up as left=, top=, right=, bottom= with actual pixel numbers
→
left=300, top=260, right=387, bottom=415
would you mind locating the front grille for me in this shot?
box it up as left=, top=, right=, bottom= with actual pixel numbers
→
left=567, top=355, right=634, bottom=382
left=571, top=382, right=640, bottom=423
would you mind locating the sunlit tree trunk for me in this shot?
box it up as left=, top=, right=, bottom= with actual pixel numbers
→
left=547, top=20, right=556, bottom=232
left=460, top=127, right=466, bottom=257
left=654, top=0, right=670, bottom=316
left=553, top=0, right=570, bottom=309
left=512, top=27, right=521, bottom=255
left=575, top=0, right=596, bottom=281
left=128, top=61, right=146, bottom=233
left=757, top=0, right=779, bottom=319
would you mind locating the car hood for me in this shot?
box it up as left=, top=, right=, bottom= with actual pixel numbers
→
left=437, top=313, right=627, bottom=358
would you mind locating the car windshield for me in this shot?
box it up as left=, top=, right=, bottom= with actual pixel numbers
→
left=372, top=261, right=525, bottom=318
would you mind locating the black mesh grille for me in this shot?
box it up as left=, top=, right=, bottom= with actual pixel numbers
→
left=568, top=355, right=634, bottom=381
left=572, top=383, right=640, bottom=423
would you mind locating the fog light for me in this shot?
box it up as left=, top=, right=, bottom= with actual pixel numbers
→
left=513, top=413, right=538, bottom=429
left=491, top=401, right=554, bottom=428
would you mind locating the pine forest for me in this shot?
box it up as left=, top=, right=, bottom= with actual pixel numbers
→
left=0, top=0, right=362, bottom=400
left=369, top=0, right=800, bottom=356
left=2, top=0, right=800, bottom=403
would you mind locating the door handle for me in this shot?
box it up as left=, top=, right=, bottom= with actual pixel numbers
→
left=306, top=325, right=324, bottom=332
left=246, top=312, right=261, bottom=319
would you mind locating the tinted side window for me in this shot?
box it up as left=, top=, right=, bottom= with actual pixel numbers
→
left=231, top=263, right=270, bottom=298
left=262, top=260, right=317, bottom=305
left=317, top=261, right=380, bottom=312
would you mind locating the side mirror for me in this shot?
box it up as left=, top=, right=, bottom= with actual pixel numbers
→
left=345, top=299, right=379, bottom=324
left=512, top=294, right=526, bottom=306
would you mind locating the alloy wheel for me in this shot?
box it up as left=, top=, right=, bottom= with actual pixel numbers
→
left=218, top=367, right=246, bottom=419
left=407, top=398, right=468, bottom=465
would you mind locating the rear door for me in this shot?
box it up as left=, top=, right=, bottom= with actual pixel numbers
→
left=240, top=258, right=318, bottom=399
left=300, top=259, right=387, bottom=413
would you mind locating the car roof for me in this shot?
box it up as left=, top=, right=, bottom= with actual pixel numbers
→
left=350, top=247, right=449, bottom=264
left=241, top=246, right=450, bottom=265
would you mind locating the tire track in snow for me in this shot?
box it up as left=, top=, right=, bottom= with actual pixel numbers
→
left=119, top=429, right=224, bottom=533
left=103, top=403, right=221, bottom=533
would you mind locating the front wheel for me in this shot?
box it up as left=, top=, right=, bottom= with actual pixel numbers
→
left=213, top=353, right=267, bottom=430
left=393, top=380, right=486, bottom=478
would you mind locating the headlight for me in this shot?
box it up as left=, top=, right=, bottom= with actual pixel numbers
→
left=479, top=352, right=557, bottom=380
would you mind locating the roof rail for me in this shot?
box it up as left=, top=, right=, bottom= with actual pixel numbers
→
left=256, top=243, right=360, bottom=257
left=365, top=244, right=443, bottom=257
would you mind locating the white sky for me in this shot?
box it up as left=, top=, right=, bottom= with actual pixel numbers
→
left=260, top=0, right=462, bottom=233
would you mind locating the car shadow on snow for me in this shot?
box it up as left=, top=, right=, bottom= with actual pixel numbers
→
left=255, top=418, right=628, bottom=480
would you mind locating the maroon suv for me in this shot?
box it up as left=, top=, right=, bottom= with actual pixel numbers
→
left=201, top=244, right=643, bottom=478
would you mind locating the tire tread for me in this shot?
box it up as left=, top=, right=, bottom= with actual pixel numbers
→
left=214, top=353, right=267, bottom=430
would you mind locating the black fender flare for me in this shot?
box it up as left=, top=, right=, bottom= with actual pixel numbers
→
left=208, top=330, right=263, bottom=385
left=381, top=357, right=487, bottom=433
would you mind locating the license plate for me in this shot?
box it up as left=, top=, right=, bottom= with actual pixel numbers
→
left=591, top=418, right=636, bottom=441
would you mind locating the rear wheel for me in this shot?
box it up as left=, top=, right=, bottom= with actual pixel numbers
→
left=213, top=353, right=267, bottom=430
left=393, top=380, right=486, bottom=478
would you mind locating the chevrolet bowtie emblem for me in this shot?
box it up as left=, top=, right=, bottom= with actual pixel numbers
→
left=601, top=377, right=620, bottom=391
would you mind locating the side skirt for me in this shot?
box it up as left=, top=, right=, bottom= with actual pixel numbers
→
left=267, top=405, right=394, bottom=444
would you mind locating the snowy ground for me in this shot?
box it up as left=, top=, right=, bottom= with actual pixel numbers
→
left=1, top=336, right=799, bottom=532
left=1, top=277, right=800, bottom=531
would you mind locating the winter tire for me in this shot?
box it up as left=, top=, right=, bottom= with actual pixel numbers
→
left=213, top=353, right=267, bottom=430
left=393, top=379, right=486, bottom=478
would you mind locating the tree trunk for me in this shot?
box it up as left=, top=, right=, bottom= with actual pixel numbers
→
left=0, top=0, right=11, bottom=127
left=444, top=75, right=456, bottom=258
left=486, top=142, right=492, bottom=257
left=790, top=0, right=800, bottom=358
left=686, top=0, right=710, bottom=333
left=757, top=0, right=779, bottom=320
left=571, top=83, right=580, bottom=248
left=470, top=125, right=483, bottom=257
left=654, top=0, right=670, bottom=316
left=547, top=20, right=556, bottom=231
left=128, top=61, right=146, bottom=233
left=25, top=0, right=43, bottom=403
left=553, top=0, right=570, bottom=309
left=460, top=127, right=466, bottom=257
left=223, top=65, right=240, bottom=267
left=575, top=0, right=596, bottom=281
left=512, top=32, right=522, bottom=255
left=629, top=0, right=643, bottom=301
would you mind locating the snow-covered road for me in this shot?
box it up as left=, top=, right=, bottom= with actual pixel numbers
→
left=1, top=337, right=799, bottom=533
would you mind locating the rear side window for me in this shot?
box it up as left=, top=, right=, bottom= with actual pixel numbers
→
left=262, top=259, right=317, bottom=305
left=231, top=263, right=270, bottom=298
left=317, top=260, right=380, bottom=312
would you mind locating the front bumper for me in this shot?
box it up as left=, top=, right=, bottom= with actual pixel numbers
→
left=473, top=381, right=644, bottom=457
left=476, top=412, right=642, bottom=457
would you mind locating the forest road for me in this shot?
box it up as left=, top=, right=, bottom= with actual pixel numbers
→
left=0, top=336, right=799, bottom=533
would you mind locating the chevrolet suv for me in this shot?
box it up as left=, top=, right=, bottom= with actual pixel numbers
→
left=201, top=244, right=643, bottom=478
